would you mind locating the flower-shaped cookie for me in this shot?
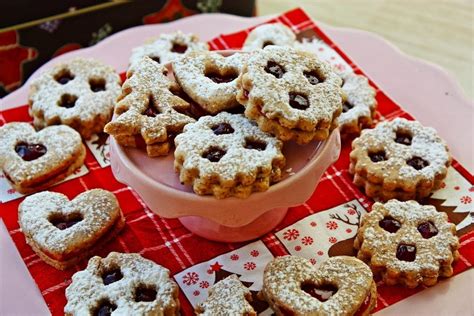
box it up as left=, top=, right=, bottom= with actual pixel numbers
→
left=104, top=56, right=195, bottom=157
left=129, top=31, right=208, bottom=67
left=0, top=122, right=85, bottom=194
left=338, top=73, right=377, bottom=138
left=65, top=252, right=180, bottom=315
left=195, top=275, right=256, bottom=316
left=242, top=23, right=296, bottom=51
left=261, top=256, right=377, bottom=316
left=354, top=200, right=460, bottom=288
left=237, top=46, right=343, bottom=144
left=18, top=189, right=124, bottom=270
left=174, top=112, right=286, bottom=199
left=29, top=58, right=121, bottom=139
left=173, top=51, right=247, bottom=114
left=350, top=118, right=451, bottom=201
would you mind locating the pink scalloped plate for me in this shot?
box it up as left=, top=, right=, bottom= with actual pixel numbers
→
left=1, top=13, right=473, bottom=316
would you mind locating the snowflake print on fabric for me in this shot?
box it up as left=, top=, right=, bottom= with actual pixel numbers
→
left=244, top=262, right=256, bottom=271
left=199, top=281, right=209, bottom=289
left=283, top=228, right=300, bottom=241
left=310, top=258, right=317, bottom=265
left=183, top=272, right=199, bottom=286
left=301, top=236, right=314, bottom=246
left=326, top=221, right=338, bottom=230
left=193, top=290, right=200, bottom=297
left=230, top=254, right=239, bottom=261
left=460, top=196, right=472, bottom=204
left=275, top=200, right=368, bottom=266
left=250, top=250, right=259, bottom=257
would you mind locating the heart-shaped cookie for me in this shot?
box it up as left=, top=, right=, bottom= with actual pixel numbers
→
left=173, top=51, right=247, bottom=114
left=18, top=189, right=124, bottom=270
left=261, top=256, right=376, bottom=316
left=0, top=122, right=86, bottom=194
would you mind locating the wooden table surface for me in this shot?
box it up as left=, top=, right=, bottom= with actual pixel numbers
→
left=257, top=0, right=473, bottom=100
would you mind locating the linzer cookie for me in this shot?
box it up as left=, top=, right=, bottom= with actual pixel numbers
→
left=104, top=56, right=195, bottom=157
left=354, top=199, right=460, bottom=288
left=237, top=46, right=344, bottom=144
left=338, top=73, right=377, bottom=138
left=29, top=58, right=121, bottom=139
left=18, top=189, right=124, bottom=270
left=0, top=123, right=85, bottom=194
left=350, top=118, right=451, bottom=201
left=195, top=275, right=256, bottom=316
left=130, top=31, right=208, bottom=67
left=242, top=23, right=296, bottom=51
left=172, top=51, right=247, bottom=114
left=174, top=112, right=285, bottom=199
left=64, top=252, right=180, bottom=315
left=261, top=256, right=377, bottom=316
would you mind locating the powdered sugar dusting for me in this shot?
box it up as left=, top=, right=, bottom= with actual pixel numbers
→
left=263, top=256, right=373, bottom=314
left=352, top=118, right=451, bottom=182
left=18, top=189, right=120, bottom=254
left=175, top=112, right=284, bottom=182
left=242, top=23, right=296, bottom=51
left=173, top=51, right=247, bottom=113
left=64, top=252, right=179, bottom=315
left=0, top=123, right=83, bottom=185
left=337, top=73, right=377, bottom=127
left=29, top=58, right=121, bottom=137
left=196, top=275, right=255, bottom=315
left=129, top=31, right=208, bottom=67
left=242, top=46, right=343, bottom=131
left=104, top=56, right=195, bottom=145
left=357, top=200, right=459, bottom=278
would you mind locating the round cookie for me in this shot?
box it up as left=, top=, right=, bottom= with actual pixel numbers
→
left=338, top=73, right=377, bottom=138
left=349, top=118, right=451, bottom=201
left=173, top=51, right=247, bottom=114
left=129, top=31, right=208, bottom=67
left=174, top=112, right=286, bottom=199
left=354, top=199, right=460, bottom=288
left=29, top=58, right=121, bottom=139
left=0, top=122, right=85, bottom=194
left=261, top=255, right=377, bottom=316
left=65, top=252, right=180, bottom=315
left=237, top=46, right=344, bottom=144
left=242, top=23, right=296, bottom=51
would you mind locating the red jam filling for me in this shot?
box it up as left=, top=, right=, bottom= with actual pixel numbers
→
left=15, top=142, right=47, bottom=161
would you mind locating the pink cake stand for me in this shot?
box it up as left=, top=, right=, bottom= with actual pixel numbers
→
left=110, top=129, right=340, bottom=242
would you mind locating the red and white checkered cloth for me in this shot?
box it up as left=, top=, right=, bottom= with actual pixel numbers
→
left=0, top=8, right=473, bottom=316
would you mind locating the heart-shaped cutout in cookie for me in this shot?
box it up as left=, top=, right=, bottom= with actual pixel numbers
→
left=0, top=122, right=86, bottom=194
left=261, top=256, right=377, bottom=315
left=18, top=189, right=124, bottom=270
left=173, top=51, right=247, bottom=114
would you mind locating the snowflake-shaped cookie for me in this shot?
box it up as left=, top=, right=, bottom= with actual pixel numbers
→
left=237, top=46, right=343, bottom=144
left=65, top=252, right=180, bottom=315
left=129, top=31, right=209, bottom=67
left=242, top=23, right=296, bottom=51
left=29, top=58, right=121, bottom=139
left=174, top=112, right=286, bottom=199
left=104, top=56, right=195, bottom=157
left=354, top=199, right=459, bottom=288
left=350, top=118, right=451, bottom=201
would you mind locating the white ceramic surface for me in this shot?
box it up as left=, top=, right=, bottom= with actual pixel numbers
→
left=0, top=12, right=472, bottom=316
